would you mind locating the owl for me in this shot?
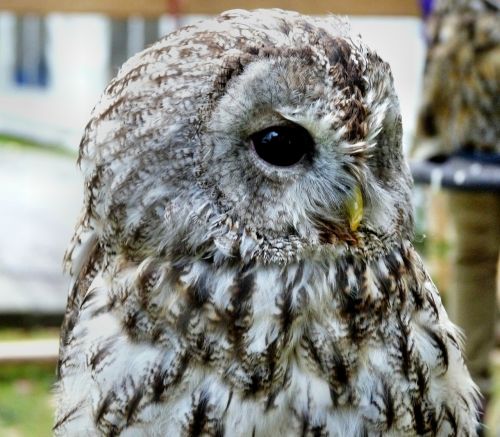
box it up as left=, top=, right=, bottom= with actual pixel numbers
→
left=413, top=0, right=499, bottom=160
left=55, top=9, right=479, bottom=436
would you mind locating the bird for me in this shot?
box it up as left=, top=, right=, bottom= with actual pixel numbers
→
left=54, top=9, right=479, bottom=436
left=413, top=0, right=500, bottom=160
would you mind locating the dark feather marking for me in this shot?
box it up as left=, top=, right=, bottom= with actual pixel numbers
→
left=263, top=338, right=283, bottom=410
left=53, top=404, right=81, bottom=430
left=89, top=346, right=109, bottom=370
left=326, top=37, right=369, bottom=141
left=331, top=349, right=349, bottom=387
left=382, top=381, right=395, bottom=429
left=304, top=335, right=324, bottom=373
left=152, top=351, right=190, bottom=402
left=376, top=256, right=394, bottom=299
left=426, top=294, right=439, bottom=318
left=409, top=283, right=424, bottom=310
left=428, top=406, right=438, bottom=434
left=305, top=334, right=349, bottom=405
left=58, top=240, right=102, bottom=377
left=339, top=258, right=369, bottom=341
left=108, top=424, right=119, bottom=437
left=443, top=404, right=458, bottom=435
left=193, top=334, right=215, bottom=364
left=396, top=316, right=412, bottom=378
left=205, top=55, right=247, bottom=115
left=245, top=370, right=264, bottom=396
left=89, top=336, right=117, bottom=370
left=402, top=252, right=425, bottom=310
left=152, top=368, right=165, bottom=402
left=60, top=311, right=78, bottom=348
left=136, top=268, right=159, bottom=307
left=125, top=386, right=144, bottom=425
left=214, top=420, right=225, bottom=437
left=446, top=332, right=461, bottom=350
left=228, top=263, right=256, bottom=355
left=57, top=311, right=78, bottom=377
left=401, top=249, right=414, bottom=272
left=187, top=271, right=211, bottom=308
left=265, top=337, right=279, bottom=385
left=359, top=425, right=369, bottom=437
left=177, top=271, right=213, bottom=336
left=187, top=392, right=209, bottom=437
left=265, top=390, right=278, bottom=412
left=412, top=399, right=426, bottom=435
left=301, top=413, right=310, bottom=437
left=191, top=279, right=210, bottom=308
left=234, top=263, right=256, bottom=300
left=385, top=252, right=401, bottom=277
left=301, top=411, right=327, bottom=437
left=278, top=261, right=303, bottom=339
left=311, top=424, right=327, bottom=437
left=415, top=360, right=429, bottom=397
left=95, top=392, right=113, bottom=425
left=310, top=211, right=358, bottom=245
left=79, top=288, right=98, bottom=309
left=459, top=393, right=471, bottom=412
left=224, top=391, right=233, bottom=414
left=99, top=95, right=126, bottom=120
left=107, top=64, right=147, bottom=95
left=424, top=327, right=449, bottom=371
left=290, top=261, right=304, bottom=288
left=279, top=285, right=295, bottom=339
left=151, top=325, right=163, bottom=343
left=122, top=309, right=139, bottom=334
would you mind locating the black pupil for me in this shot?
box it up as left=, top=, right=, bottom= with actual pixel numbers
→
left=250, top=125, right=314, bottom=167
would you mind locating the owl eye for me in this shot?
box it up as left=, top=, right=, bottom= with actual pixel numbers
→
left=250, top=125, right=314, bottom=167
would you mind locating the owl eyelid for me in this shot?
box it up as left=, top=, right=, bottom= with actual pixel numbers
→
left=242, top=110, right=299, bottom=138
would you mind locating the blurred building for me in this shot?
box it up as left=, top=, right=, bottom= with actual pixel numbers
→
left=0, top=12, right=180, bottom=148
left=0, top=2, right=425, bottom=152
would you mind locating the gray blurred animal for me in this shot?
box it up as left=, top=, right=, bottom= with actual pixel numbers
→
left=414, top=0, right=499, bottom=159
left=55, top=9, right=478, bottom=436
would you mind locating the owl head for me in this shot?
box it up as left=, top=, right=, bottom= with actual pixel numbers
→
left=76, top=9, right=413, bottom=266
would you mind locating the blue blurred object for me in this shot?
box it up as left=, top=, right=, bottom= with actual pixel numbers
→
left=13, top=15, right=49, bottom=88
left=420, top=0, right=435, bottom=18
left=14, top=56, right=48, bottom=87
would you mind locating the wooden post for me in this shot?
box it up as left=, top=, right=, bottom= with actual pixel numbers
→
left=0, top=0, right=420, bottom=17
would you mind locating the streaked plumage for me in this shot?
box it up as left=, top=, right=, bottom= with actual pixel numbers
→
left=55, top=9, right=478, bottom=436
left=414, top=0, right=499, bottom=159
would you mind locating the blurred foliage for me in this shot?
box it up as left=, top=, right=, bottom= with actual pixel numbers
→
left=0, top=134, right=76, bottom=158
left=490, top=364, right=500, bottom=434
left=0, top=328, right=59, bottom=342
left=0, top=329, right=57, bottom=436
left=0, top=363, right=55, bottom=437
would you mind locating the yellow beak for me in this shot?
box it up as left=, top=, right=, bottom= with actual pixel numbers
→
left=347, top=186, right=363, bottom=232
